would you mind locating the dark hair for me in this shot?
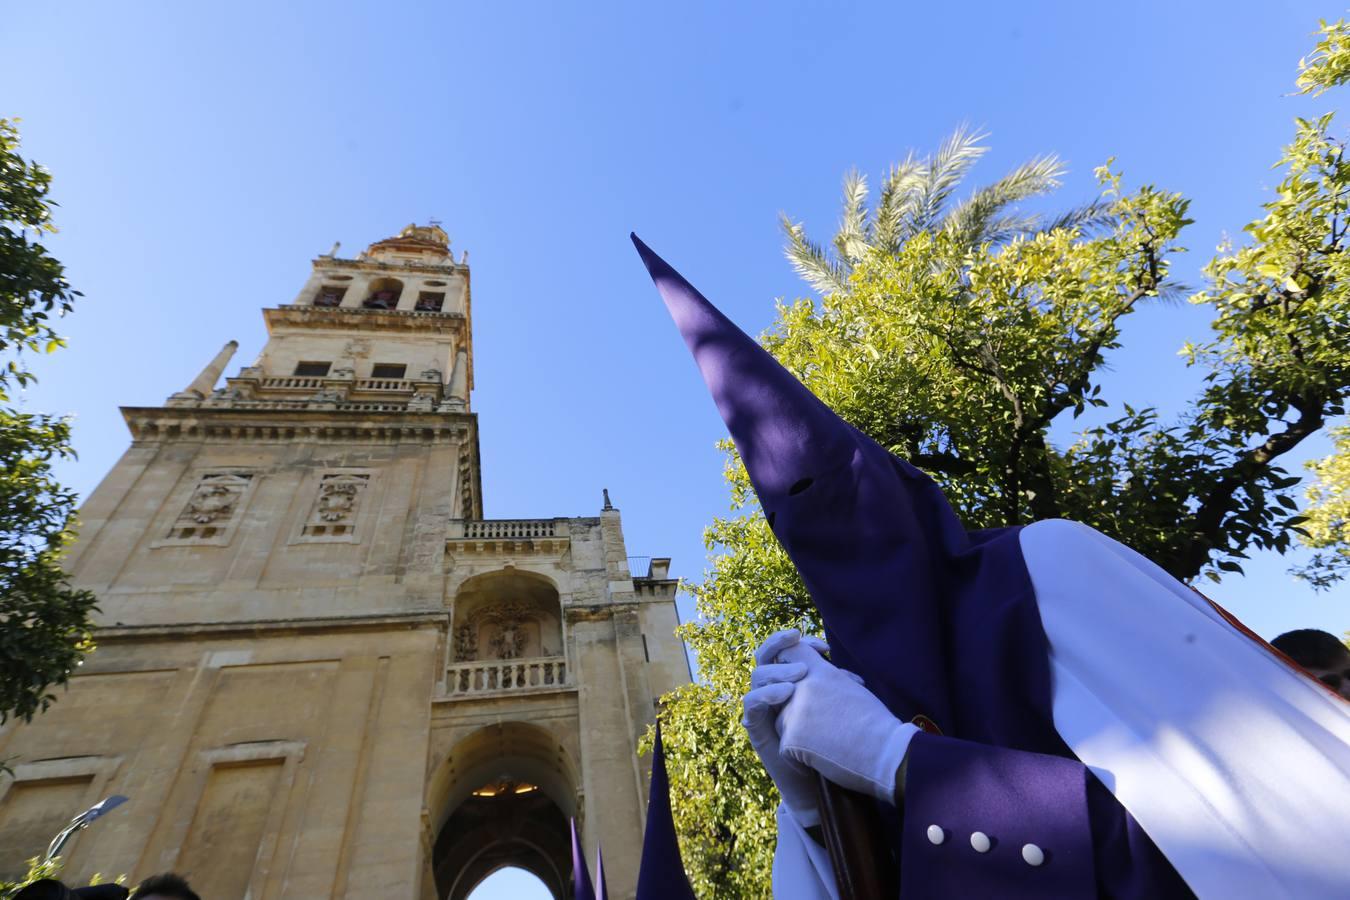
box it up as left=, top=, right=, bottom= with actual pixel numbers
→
left=128, top=874, right=199, bottom=900
left=1271, top=629, right=1350, bottom=669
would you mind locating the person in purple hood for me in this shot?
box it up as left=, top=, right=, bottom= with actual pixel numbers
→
left=631, top=234, right=1350, bottom=899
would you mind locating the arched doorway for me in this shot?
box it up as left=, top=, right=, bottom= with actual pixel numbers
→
left=430, top=722, right=579, bottom=900
left=466, top=867, right=553, bottom=899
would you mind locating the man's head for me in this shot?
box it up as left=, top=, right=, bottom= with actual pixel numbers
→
left=128, top=874, right=198, bottom=900
left=1271, top=629, right=1350, bottom=700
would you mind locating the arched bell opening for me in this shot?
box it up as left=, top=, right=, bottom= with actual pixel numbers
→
left=363, top=276, right=404, bottom=309
left=430, top=722, right=579, bottom=900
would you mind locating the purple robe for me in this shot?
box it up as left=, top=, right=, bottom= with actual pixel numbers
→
left=631, top=235, right=1192, bottom=898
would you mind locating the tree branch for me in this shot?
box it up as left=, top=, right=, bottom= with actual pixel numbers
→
left=1180, top=394, right=1327, bottom=579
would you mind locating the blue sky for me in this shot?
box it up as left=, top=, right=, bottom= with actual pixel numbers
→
left=5, top=2, right=1349, bottom=896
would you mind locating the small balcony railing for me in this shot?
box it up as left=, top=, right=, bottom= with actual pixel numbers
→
left=459, top=519, right=558, bottom=540
left=352, top=378, right=416, bottom=392
left=258, top=376, right=327, bottom=390
left=445, top=657, right=568, bottom=696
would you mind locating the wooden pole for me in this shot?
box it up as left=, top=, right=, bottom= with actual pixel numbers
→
left=815, top=774, right=899, bottom=899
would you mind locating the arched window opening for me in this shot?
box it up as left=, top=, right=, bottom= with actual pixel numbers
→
left=312, top=284, right=347, bottom=307
left=363, top=276, right=403, bottom=309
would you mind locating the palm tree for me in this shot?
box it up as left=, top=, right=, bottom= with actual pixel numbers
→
left=781, top=126, right=1112, bottom=295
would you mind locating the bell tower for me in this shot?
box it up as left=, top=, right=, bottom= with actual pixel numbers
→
left=0, top=226, right=689, bottom=899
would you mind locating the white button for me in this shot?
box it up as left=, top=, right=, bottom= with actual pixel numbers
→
left=1022, top=843, right=1045, bottom=866
left=970, top=831, right=991, bottom=853
left=926, top=825, right=945, bottom=845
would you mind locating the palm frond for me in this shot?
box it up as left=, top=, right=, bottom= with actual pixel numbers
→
left=910, top=126, right=989, bottom=235
left=1042, top=199, right=1118, bottom=236
left=833, top=169, right=872, bottom=263
left=874, top=156, right=924, bottom=253
left=781, top=213, right=850, bottom=295
left=977, top=214, right=1043, bottom=246
left=943, top=155, right=1065, bottom=247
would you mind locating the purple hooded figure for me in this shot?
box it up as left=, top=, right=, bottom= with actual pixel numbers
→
left=571, top=818, right=596, bottom=900
left=635, top=724, right=696, bottom=900
left=631, top=234, right=1350, bottom=899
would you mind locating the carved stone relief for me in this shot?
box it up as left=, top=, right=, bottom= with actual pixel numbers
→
left=454, top=599, right=555, bottom=661
left=164, top=472, right=254, bottom=542
left=454, top=624, right=478, bottom=661
left=299, top=472, right=372, bottom=539
left=490, top=622, right=527, bottom=660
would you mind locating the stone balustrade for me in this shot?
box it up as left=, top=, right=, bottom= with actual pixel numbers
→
left=353, top=378, right=416, bottom=392
left=259, top=376, right=328, bottom=390
left=460, top=519, right=558, bottom=539
left=444, top=657, right=568, bottom=695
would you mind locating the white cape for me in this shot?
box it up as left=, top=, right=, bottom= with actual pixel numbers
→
left=774, top=520, right=1350, bottom=899
left=1024, top=519, right=1350, bottom=898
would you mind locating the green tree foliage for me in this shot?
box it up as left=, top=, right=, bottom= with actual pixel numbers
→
left=1297, top=426, right=1350, bottom=588
left=659, top=27, right=1350, bottom=896
left=1294, top=18, right=1350, bottom=588
left=0, top=118, right=97, bottom=726
left=0, top=858, right=123, bottom=899
left=0, top=856, right=61, bottom=898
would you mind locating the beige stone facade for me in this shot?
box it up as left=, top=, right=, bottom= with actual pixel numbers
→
left=0, top=225, right=689, bottom=899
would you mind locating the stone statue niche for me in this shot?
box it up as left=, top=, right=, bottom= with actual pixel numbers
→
left=456, top=602, right=542, bottom=662
left=450, top=571, right=564, bottom=665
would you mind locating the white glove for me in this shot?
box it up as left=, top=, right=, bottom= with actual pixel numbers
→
left=742, top=629, right=831, bottom=827
left=774, top=640, right=917, bottom=805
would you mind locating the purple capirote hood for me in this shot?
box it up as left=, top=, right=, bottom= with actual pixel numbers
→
left=636, top=723, right=697, bottom=900
left=571, top=817, right=596, bottom=900
left=631, top=234, right=1057, bottom=752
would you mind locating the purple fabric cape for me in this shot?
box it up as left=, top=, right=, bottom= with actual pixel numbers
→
left=631, top=235, right=1191, bottom=898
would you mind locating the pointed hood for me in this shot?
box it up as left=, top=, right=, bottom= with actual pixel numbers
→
left=595, top=845, right=610, bottom=900
left=632, top=235, right=1056, bottom=750
left=571, top=818, right=596, bottom=900
left=635, top=723, right=696, bottom=900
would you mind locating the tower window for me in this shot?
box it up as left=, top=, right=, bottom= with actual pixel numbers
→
left=294, top=361, right=331, bottom=377
left=415, top=291, right=445, bottom=312
left=363, top=277, right=404, bottom=309
left=313, top=286, right=347, bottom=307
left=370, top=363, right=407, bottom=379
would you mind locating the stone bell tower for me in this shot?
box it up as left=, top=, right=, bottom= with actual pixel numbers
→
left=0, top=225, right=689, bottom=900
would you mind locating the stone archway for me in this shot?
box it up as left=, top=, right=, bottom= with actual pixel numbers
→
left=430, top=722, right=579, bottom=900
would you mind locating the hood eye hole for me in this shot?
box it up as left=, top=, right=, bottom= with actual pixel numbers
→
left=766, top=512, right=776, bottom=528
left=788, top=477, right=814, bottom=496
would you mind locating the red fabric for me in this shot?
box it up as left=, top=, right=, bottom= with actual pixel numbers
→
left=1192, top=588, right=1348, bottom=703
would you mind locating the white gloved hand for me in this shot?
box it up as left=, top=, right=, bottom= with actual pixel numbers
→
left=742, top=629, right=832, bottom=827
left=775, top=640, right=917, bottom=806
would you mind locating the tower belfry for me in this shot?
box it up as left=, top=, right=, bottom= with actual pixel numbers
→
left=0, top=226, right=688, bottom=899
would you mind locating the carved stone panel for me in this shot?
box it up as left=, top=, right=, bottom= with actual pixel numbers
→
left=296, top=471, right=373, bottom=542
left=157, top=472, right=256, bottom=546
left=454, top=601, right=550, bottom=661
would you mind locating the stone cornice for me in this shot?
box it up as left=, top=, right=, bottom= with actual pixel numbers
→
left=264, top=305, right=467, bottom=335
left=93, top=611, right=450, bottom=643
left=314, top=256, right=467, bottom=277
left=564, top=603, right=640, bottom=623
left=121, top=405, right=479, bottom=446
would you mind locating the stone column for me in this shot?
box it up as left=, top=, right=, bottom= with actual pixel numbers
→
left=396, top=278, right=420, bottom=311
left=291, top=270, right=323, bottom=306
left=341, top=274, right=372, bottom=308
left=168, top=340, right=237, bottom=404
left=438, top=348, right=469, bottom=412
